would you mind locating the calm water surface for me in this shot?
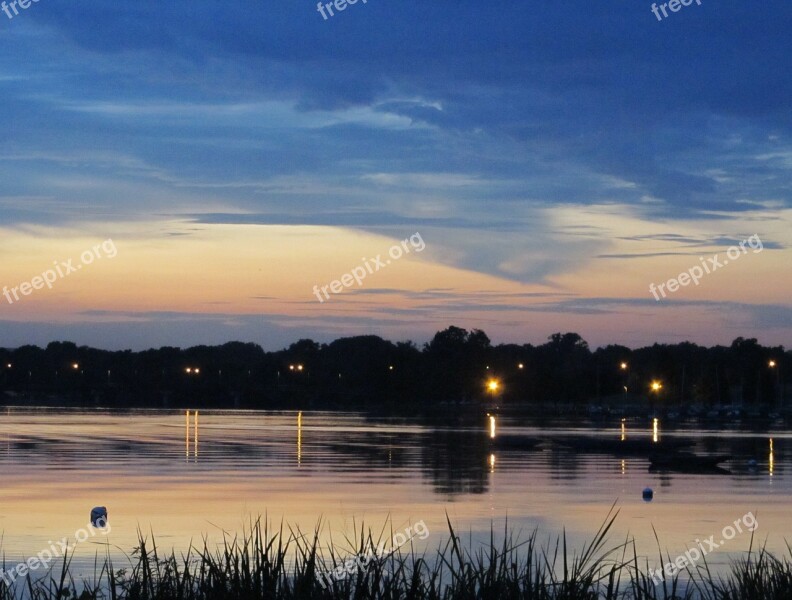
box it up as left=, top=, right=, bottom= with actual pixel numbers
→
left=0, top=408, right=789, bottom=579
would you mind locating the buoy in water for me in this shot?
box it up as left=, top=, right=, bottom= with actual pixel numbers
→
left=90, top=506, right=108, bottom=528
left=642, top=488, right=654, bottom=502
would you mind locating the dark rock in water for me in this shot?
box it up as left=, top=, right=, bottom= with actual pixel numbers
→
left=91, top=506, right=108, bottom=528
left=649, top=452, right=730, bottom=474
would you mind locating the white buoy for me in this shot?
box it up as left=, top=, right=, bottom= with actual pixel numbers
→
left=90, top=506, right=108, bottom=528
left=642, top=487, right=654, bottom=502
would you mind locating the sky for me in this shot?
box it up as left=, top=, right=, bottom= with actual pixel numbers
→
left=0, top=0, right=790, bottom=351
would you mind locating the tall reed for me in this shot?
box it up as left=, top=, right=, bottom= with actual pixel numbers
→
left=0, top=511, right=788, bottom=600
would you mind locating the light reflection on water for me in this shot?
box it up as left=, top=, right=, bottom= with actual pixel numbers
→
left=0, top=408, right=788, bottom=580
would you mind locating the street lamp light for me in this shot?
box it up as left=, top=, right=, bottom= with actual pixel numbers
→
left=769, top=360, right=781, bottom=405
left=487, top=379, right=500, bottom=394
left=649, top=380, right=663, bottom=415
left=620, top=362, right=630, bottom=399
left=72, top=363, right=80, bottom=370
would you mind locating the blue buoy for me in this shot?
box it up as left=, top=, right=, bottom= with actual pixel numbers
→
left=90, top=506, right=108, bottom=528
left=642, top=487, right=654, bottom=502
left=748, top=459, right=758, bottom=469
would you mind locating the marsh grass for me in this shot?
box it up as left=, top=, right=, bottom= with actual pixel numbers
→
left=0, top=509, right=789, bottom=600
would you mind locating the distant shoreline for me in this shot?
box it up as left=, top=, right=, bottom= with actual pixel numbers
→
left=2, top=399, right=791, bottom=425
left=1, top=330, right=788, bottom=412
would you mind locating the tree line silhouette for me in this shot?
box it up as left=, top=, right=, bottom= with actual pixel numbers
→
left=0, top=327, right=788, bottom=411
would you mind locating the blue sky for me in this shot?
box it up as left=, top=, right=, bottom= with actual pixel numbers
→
left=0, top=0, right=790, bottom=350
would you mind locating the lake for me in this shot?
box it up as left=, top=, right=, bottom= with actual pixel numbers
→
left=0, top=407, right=787, bottom=583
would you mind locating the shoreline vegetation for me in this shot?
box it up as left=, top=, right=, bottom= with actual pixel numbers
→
left=2, top=513, right=791, bottom=600
left=0, top=328, right=789, bottom=413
